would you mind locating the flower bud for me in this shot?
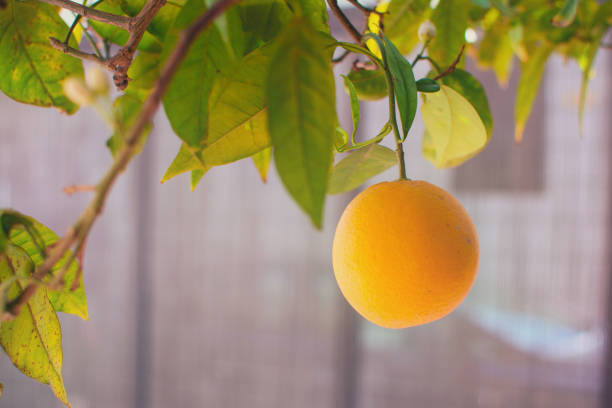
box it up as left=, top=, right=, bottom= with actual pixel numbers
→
left=418, top=21, right=436, bottom=43
left=85, top=66, right=109, bottom=94
left=63, top=78, right=94, bottom=106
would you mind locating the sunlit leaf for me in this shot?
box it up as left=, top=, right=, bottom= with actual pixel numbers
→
left=0, top=0, right=83, bottom=113
left=429, top=0, right=470, bottom=68
left=421, top=85, right=488, bottom=168
left=190, top=169, right=207, bottom=190
left=328, top=144, right=397, bottom=194
left=382, top=34, right=418, bottom=139
left=200, top=44, right=272, bottom=166
left=477, top=17, right=514, bottom=86
left=252, top=148, right=272, bottom=183
left=267, top=18, right=336, bottom=228
left=437, top=68, right=493, bottom=137
left=161, top=143, right=206, bottom=183
left=514, top=43, right=553, bottom=142
left=369, top=0, right=430, bottom=55
left=0, top=246, right=69, bottom=407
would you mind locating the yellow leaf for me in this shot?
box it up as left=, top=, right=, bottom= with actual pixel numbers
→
left=421, top=85, right=487, bottom=168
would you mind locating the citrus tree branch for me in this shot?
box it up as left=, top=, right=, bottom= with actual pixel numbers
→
left=326, top=0, right=362, bottom=43
left=433, top=45, right=465, bottom=80
left=36, top=0, right=131, bottom=29
left=2, top=0, right=241, bottom=321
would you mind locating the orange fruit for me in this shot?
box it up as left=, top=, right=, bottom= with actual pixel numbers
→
left=332, top=180, right=479, bottom=328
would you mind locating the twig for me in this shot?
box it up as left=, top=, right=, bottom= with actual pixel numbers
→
left=326, top=0, right=362, bottom=43
left=2, top=0, right=241, bottom=321
left=346, top=0, right=376, bottom=15
left=332, top=49, right=350, bottom=64
left=433, top=44, right=465, bottom=80
left=37, top=0, right=131, bottom=29
left=63, top=184, right=96, bottom=195
left=50, top=37, right=105, bottom=64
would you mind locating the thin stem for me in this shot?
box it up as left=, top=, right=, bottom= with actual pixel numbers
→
left=332, top=49, right=350, bottom=64
left=36, top=0, right=131, bottom=29
left=410, top=41, right=429, bottom=67
left=433, top=44, right=465, bottom=80
left=2, top=0, right=241, bottom=321
left=382, top=65, right=407, bottom=180
left=82, top=27, right=104, bottom=58
left=326, top=0, right=362, bottom=43
left=64, top=15, right=83, bottom=43
left=49, top=37, right=105, bottom=63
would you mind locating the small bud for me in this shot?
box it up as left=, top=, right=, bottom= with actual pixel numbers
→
left=418, top=21, right=436, bottom=43
left=85, top=66, right=109, bottom=94
left=63, top=78, right=94, bottom=106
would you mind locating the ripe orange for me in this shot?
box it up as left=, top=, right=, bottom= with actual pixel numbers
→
left=332, top=180, right=479, bottom=328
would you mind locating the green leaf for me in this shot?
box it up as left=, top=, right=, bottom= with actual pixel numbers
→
left=107, top=94, right=151, bottom=158
left=238, top=0, right=293, bottom=46
left=0, top=247, right=69, bottom=407
left=345, top=68, right=388, bottom=101
left=328, top=144, right=397, bottom=194
left=416, top=78, right=440, bottom=93
left=552, top=0, right=579, bottom=27
left=251, top=147, right=272, bottom=182
left=335, top=126, right=349, bottom=151
left=421, top=85, right=488, bottom=168
left=190, top=169, right=207, bottom=190
left=514, top=43, right=553, bottom=142
left=162, top=0, right=232, bottom=147
left=477, top=19, right=514, bottom=86
left=437, top=68, right=493, bottom=137
left=0, top=0, right=83, bottom=113
left=0, top=210, right=87, bottom=320
left=341, top=75, right=360, bottom=144
left=126, top=51, right=161, bottom=99
left=161, top=143, right=206, bottom=183
left=285, top=0, right=329, bottom=33
left=199, top=44, right=272, bottom=166
left=89, top=0, right=162, bottom=53
left=429, top=0, right=470, bottom=67
left=267, top=18, right=336, bottom=228
left=382, top=34, right=418, bottom=139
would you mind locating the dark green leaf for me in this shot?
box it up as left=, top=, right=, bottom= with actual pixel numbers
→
left=328, top=144, right=397, bottom=194
left=437, top=68, right=493, bottom=136
left=238, top=0, right=293, bottom=47
left=429, top=0, right=470, bottom=67
left=416, top=78, right=440, bottom=93
left=515, top=43, right=553, bottom=142
left=162, top=0, right=232, bottom=147
left=345, top=68, right=388, bottom=101
left=382, top=34, right=418, bottom=139
left=552, top=0, right=579, bottom=27
left=267, top=18, right=336, bottom=228
left=0, top=247, right=69, bottom=406
left=0, top=0, right=83, bottom=113
left=341, top=75, right=360, bottom=144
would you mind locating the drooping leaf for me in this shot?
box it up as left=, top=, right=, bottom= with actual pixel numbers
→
left=0, top=210, right=87, bottom=320
left=514, top=43, right=553, bottom=142
left=0, top=247, right=69, bottom=407
left=107, top=94, right=152, bottom=158
left=89, top=0, right=162, bottom=53
left=421, top=85, right=488, bottom=168
left=477, top=15, right=514, bottom=86
left=345, top=68, right=388, bottom=101
left=382, top=34, right=418, bottom=139
left=200, top=44, right=272, bottom=166
left=552, top=0, right=579, bottom=27
left=162, top=0, right=232, bottom=147
left=328, top=144, right=397, bottom=194
left=437, top=68, right=493, bottom=137
left=341, top=75, right=360, bottom=144
left=252, top=147, right=272, bottom=182
left=429, top=0, right=470, bottom=68
left=161, top=143, right=206, bottom=183
left=0, top=0, right=83, bottom=113
left=267, top=18, right=336, bottom=228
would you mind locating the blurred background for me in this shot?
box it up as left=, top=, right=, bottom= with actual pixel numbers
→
left=0, top=8, right=611, bottom=408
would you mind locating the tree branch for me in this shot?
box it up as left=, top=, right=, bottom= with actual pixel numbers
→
left=50, top=37, right=105, bottom=64
left=2, top=0, right=241, bottom=321
left=37, top=0, right=131, bottom=29
left=326, top=0, right=362, bottom=43
left=433, top=45, right=465, bottom=80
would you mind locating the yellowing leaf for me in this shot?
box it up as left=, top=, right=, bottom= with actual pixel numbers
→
left=0, top=247, right=70, bottom=407
left=251, top=148, right=272, bottom=183
left=161, top=143, right=206, bottom=184
left=328, top=144, right=397, bottom=194
left=421, top=85, right=487, bottom=168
